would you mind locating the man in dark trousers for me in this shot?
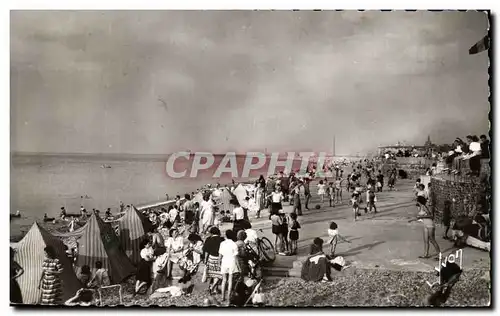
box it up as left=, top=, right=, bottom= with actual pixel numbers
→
left=280, top=172, right=290, bottom=203
left=303, top=177, right=311, bottom=210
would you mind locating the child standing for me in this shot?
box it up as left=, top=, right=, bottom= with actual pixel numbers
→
left=335, top=177, right=343, bottom=204
left=327, top=182, right=335, bottom=207
left=317, top=180, right=326, bottom=204
left=288, top=213, right=301, bottom=255
left=366, top=188, right=378, bottom=214
left=270, top=212, right=284, bottom=254
left=416, top=184, right=428, bottom=213
left=327, top=222, right=350, bottom=257
left=351, top=191, right=361, bottom=221
left=279, top=210, right=289, bottom=255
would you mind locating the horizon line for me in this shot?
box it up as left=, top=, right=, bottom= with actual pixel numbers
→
left=11, top=151, right=365, bottom=157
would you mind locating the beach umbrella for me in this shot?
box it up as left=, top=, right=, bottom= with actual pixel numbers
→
left=469, top=35, right=489, bottom=55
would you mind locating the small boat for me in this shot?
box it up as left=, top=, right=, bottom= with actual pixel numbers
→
left=101, top=164, right=112, bottom=169
left=10, top=210, right=21, bottom=219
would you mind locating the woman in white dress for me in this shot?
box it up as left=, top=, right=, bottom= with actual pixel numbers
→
left=164, top=228, right=185, bottom=279
left=199, top=195, right=214, bottom=234
left=219, top=229, right=240, bottom=303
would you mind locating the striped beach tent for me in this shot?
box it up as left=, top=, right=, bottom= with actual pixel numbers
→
left=13, top=222, right=81, bottom=304
left=75, top=213, right=135, bottom=284
left=117, top=205, right=152, bottom=265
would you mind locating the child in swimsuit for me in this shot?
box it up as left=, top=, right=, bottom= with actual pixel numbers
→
left=351, top=191, right=361, bottom=221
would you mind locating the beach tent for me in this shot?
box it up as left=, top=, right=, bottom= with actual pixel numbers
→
left=75, top=213, right=135, bottom=284
left=232, top=184, right=249, bottom=206
left=218, top=188, right=236, bottom=213
left=13, top=222, right=81, bottom=304
left=117, top=205, right=152, bottom=265
left=193, top=192, right=204, bottom=204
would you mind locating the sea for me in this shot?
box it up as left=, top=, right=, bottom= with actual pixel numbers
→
left=11, top=152, right=350, bottom=238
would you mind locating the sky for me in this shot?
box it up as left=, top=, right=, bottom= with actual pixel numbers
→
left=10, top=11, right=490, bottom=155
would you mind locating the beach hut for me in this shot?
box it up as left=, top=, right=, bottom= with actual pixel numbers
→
left=75, top=213, right=135, bottom=284
left=232, top=184, right=249, bottom=206
left=13, top=222, right=81, bottom=304
left=117, top=205, right=152, bottom=265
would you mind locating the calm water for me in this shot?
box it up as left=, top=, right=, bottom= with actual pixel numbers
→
left=10, top=154, right=204, bottom=236
left=10, top=153, right=348, bottom=237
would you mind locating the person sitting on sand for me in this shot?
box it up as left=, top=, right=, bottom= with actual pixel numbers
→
left=65, top=288, right=97, bottom=306
left=300, top=238, right=332, bottom=282
left=88, top=261, right=110, bottom=289
left=135, top=240, right=156, bottom=295
left=77, top=265, right=92, bottom=288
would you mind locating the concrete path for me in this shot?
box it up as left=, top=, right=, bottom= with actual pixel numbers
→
left=222, top=179, right=490, bottom=276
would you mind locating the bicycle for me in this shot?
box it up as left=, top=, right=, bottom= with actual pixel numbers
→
left=245, top=228, right=276, bottom=263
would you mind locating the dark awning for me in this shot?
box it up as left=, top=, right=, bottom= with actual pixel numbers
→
left=469, top=35, right=490, bottom=55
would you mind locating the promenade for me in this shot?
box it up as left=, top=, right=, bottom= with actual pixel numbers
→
left=221, top=179, right=490, bottom=277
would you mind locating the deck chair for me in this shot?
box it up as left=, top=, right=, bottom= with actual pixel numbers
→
left=244, top=279, right=263, bottom=306
left=97, top=284, right=123, bottom=306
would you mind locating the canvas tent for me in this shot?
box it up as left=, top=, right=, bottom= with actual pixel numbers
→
left=13, top=222, right=81, bottom=304
left=216, top=188, right=236, bottom=213
left=118, top=205, right=152, bottom=265
left=193, top=192, right=204, bottom=204
left=75, top=213, right=135, bottom=284
left=232, top=184, right=249, bottom=206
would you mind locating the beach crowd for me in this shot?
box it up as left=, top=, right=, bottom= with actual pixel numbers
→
left=10, top=141, right=491, bottom=306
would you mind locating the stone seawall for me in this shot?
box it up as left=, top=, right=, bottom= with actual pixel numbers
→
left=430, top=176, right=486, bottom=223
left=382, top=158, right=432, bottom=180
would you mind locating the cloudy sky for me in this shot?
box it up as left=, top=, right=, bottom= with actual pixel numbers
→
left=11, top=11, right=489, bottom=155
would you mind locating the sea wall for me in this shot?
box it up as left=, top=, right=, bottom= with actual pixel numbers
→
left=430, top=176, right=486, bottom=223
left=382, top=157, right=433, bottom=179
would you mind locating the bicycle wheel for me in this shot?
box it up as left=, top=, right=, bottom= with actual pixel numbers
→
left=258, top=237, right=276, bottom=262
